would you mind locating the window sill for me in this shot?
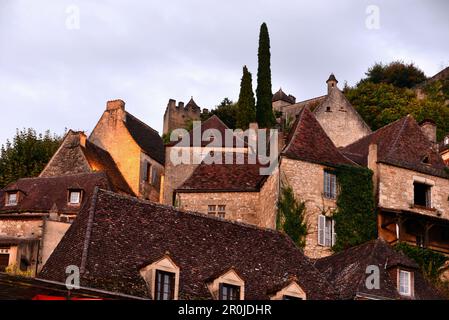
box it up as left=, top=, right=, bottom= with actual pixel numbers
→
left=411, top=205, right=436, bottom=212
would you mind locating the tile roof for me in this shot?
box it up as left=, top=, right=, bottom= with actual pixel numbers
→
left=0, top=172, right=112, bottom=215
left=272, top=88, right=296, bottom=104
left=124, top=112, right=165, bottom=165
left=281, top=107, right=355, bottom=166
left=176, top=153, right=268, bottom=192
left=342, top=115, right=448, bottom=178
left=314, top=239, right=445, bottom=300
left=40, top=189, right=337, bottom=300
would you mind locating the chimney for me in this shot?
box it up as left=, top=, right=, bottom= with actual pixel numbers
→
left=79, top=132, right=87, bottom=147
left=368, top=143, right=378, bottom=196
left=419, top=119, right=437, bottom=145
left=106, top=99, right=125, bottom=111
left=178, top=101, right=184, bottom=109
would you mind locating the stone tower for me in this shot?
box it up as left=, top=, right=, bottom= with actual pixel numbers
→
left=163, top=97, right=201, bottom=135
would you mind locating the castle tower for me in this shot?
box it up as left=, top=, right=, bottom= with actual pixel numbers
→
left=162, top=97, right=201, bottom=135
left=326, top=73, right=338, bottom=94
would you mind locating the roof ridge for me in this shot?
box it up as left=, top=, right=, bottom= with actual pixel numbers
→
left=11, top=171, right=107, bottom=182
left=283, top=106, right=307, bottom=153
left=80, top=186, right=99, bottom=274
left=289, top=95, right=327, bottom=106
left=96, top=188, right=284, bottom=235
left=125, top=111, right=160, bottom=135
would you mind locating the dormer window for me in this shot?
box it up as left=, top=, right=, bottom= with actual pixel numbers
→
left=270, top=280, right=307, bottom=300
left=398, top=270, right=413, bottom=297
left=140, top=256, right=180, bottom=300
left=68, top=190, right=81, bottom=205
left=207, top=269, right=244, bottom=300
left=6, top=192, right=18, bottom=206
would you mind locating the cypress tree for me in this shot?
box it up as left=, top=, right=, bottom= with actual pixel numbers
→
left=236, top=66, right=256, bottom=130
left=256, top=22, right=276, bottom=128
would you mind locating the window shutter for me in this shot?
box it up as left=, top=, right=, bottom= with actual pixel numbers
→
left=143, top=162, right=148, bottom=182
left=318, top=215, right=325, bottom=246
left=332, top=219, right=336, bottom=246
left=218, top=283, right=224, bottom=300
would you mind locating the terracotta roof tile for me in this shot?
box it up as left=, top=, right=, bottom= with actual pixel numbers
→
left=281, top=107, right=355, bottom=166
left=342, top=115, right=448, bottom=178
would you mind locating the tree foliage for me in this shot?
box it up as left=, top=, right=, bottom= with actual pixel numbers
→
left=201, top=98, right=238, bottom=129
left=236, top=66, right=256, bottom=130
left=346, top=64, right=449, bottom=140
left=360, top=61, right=427, bottom=88
left=256, top=22, right=276, bottom=128
left=333, top=165, right=377, bottom=252
left=0, top=128, right=62, bottom=188
left=277, top=185, right=308, bottom=249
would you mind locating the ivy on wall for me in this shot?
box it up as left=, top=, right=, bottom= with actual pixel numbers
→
left=395, top=242, right=448, bottom=282
left=332, top=165, right=377, bottom=252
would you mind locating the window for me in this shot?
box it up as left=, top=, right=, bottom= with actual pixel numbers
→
left=219, top=283, right=240, bottom=300
left=413, top=182, right=431, bottom=208
left=318, top=215, right=335, bottom=247
left=217, top=205, right=226, bottom=218
left=445, top=137, right=449, bottom=145
left=208, top=205, right=226, bottom=218
left=283, top=295, right=303, bottom=300
left=155, top=270, right=175, bottom=300
left=69, top=190, right=81, bottom=205
left=208, top=205, right=216, bottom=216
left=323, top=170, right=337, bottom=199
left=144, top=162, right=152, bottom=183
left=6, top=192, right=18, bottom=206
left=399, top=270, right=412, bottom=296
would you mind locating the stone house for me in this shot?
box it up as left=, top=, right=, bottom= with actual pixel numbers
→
left=343, top=115, right=449, bottom=255
left=280, top=106, right=357, bottom=259
left=162, top=97, right=201, bottom=135
left=162, top=115, right=248, bottom=206
left=89, top=99, right=165, bottom=202
left=174, top=154, right=278, bottom=229
left=0, top=172, right=112, bottom=275
left=40, top=188, right=337, bottom=300
left=273, top=74, right=372, bottom=147
left=315, top=239, right=445, bottom=300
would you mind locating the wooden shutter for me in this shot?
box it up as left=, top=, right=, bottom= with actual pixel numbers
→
left=332, top=219, right=336, bottom=246
left=318, top=215, right=325, bottom=246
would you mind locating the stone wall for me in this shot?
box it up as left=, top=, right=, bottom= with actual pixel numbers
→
left=0, top=217, right=43, bottom=238
left=280, top=157, right=337, bottom=259
left=377, top=163, right=449, bottom=220
left=163, top=99, right=201, bottom=135
left=177, top=191, right=260, bottom=225
left=40, top=131, right=91, bottom=177
left=314, top=88, right=371, bottom=147
left=139, top=152, right=164, bottom=202
left=258, top=167, right=279, bottom=229
left=40, top=219, right=71, bottom=269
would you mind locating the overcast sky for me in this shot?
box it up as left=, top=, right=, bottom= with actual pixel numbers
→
left=0, top=0, right=448, bottom=146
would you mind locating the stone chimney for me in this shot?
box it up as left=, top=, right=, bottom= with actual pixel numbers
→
left=368, top=143, right=378, bottom=196
left=106, top=99, right=125, bottom=111
left=419, top=119, right=437, bottom=145
left=326, top=74, right=338, bottom=94
left=178, top=101, right=184, bottom=109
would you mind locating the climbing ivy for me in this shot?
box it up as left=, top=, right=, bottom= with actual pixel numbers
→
left=394, top=242, right=448, bottom=282
left=332, top=165, right=377, bottom=252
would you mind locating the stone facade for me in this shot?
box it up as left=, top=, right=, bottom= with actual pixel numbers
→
left=40, top=220, right=70, bottom=269
left=314, top=84, right=371, bottom=148
left=163, top=98, right=201, bottom=135
left=280, top=157, right=337, bottom=259
left=89, top=100, right=163, bottom=201
left=176, top=168, right=278, bottom=229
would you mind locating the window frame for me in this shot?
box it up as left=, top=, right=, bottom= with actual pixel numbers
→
left=68, top=190, right=82, bottom=205
left=323, top=170, right=337, bottom=199
left=154, top=269, right=176, bottom=300
left=6, top=192, right=18, bottom=206
left=318, top=215, right=336, bottom=247
left=398, top=270, right=412, bottom=296
left=217, top=205, right=226, bottom=218
left=413, top=182, right=431, bottom=208
left=219, top=283, right=241, bottom=301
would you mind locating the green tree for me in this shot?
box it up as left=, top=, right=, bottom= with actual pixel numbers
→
left=201, top=98, right=238, bottom=129
left=236, top=66, right=256, bottom=130
left=0, top=128, right=62, bottom=188
left=277, top=185, right=308, bottom=249
left=256, top=22, right=276, bottom=128
left=360, top=61, right=427, bottom=88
